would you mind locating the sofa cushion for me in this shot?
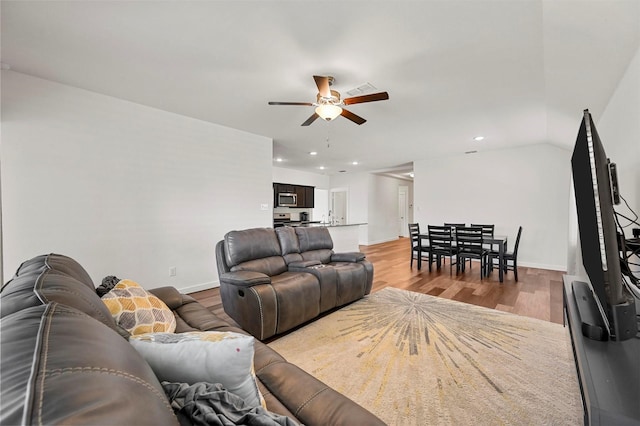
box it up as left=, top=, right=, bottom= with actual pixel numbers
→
left=295, top=227, right=334, bottom=252
left=102, top=279, right=177, bottom=335
left=0, top=303, right=177, bottom=426
left=225, top=228, right=282, bottom=266
left=0, top=254, right=120, bottom=334
left=230, top=257, right=287, bottom=277
left=275, top=226, right=300, bottom=255
left=129, top=331, right=265, bottom=409
left=13, top=253, right=95, bottom=288
left=300, top=249, right=334, bottom=264
left=270, top=272, right=321, bottom=334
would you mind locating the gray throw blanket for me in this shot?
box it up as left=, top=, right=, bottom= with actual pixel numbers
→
left=162, top=382, right=300, bottom=426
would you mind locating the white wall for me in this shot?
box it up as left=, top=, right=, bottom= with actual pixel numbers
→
left=1, top=71, right=273, bottom=292
left=329, top=173, right=369, bottom=225
left=367, top=175, right=414, bottom=245
left=598, top=46, right=640, bottom=222
left=414, top=144, right=571, bottom=270
left=329, top=173, right=369, bottom=244
left=272, top=167, right=330, bottom=189
left=328, top=172, right=413, bottom=246
left=568, top=45, right=640, bottom=276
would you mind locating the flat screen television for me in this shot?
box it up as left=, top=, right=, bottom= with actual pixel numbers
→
left=571, top=109, right=637, bottom=341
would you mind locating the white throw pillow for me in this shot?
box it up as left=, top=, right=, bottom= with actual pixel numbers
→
left=129, top=331, right=265, bottom=408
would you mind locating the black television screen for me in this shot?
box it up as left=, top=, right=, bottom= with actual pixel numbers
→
left=571, top=109, right=637, bottom=341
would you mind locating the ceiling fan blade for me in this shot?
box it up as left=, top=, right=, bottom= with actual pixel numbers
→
left=343, top=91, right=389, bottom=105
left=301, top=113, right=320, bottom=126
left=313, top=76, right=331, bottom=98
left=268, top=101, right=314, bottom=106
left=341, top=108, right=366, bottom=125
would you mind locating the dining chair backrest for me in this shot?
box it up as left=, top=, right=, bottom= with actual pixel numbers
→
left=512, top=226, right=523, bottom=255
left=428, top=225, right=454, bottom=250
left=444, top=223, right=465, bottom=238
left=471, top=224, right=495, bottom=238
left=408, top=223, right=420, bottom=244
left=444, top=223, right=465, bottom=229
left=455, top=226, right=484, bottom=254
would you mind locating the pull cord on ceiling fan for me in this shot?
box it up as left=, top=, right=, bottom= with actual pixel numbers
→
left=268, top=75, right=389, bottom=126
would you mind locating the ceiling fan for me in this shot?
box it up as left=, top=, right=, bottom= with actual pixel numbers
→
left=268, top=75, right=389, bottom=126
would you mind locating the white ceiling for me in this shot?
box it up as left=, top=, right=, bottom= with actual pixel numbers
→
left=2, top=1, right=639, bottom=177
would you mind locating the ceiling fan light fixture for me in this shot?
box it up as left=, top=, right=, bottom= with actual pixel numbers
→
left=315, top=104, right=343, bottom=121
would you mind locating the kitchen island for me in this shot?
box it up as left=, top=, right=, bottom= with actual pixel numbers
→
left=307, top=222, right=366, bottom=252
left=272, top=213, right=366, bottom=252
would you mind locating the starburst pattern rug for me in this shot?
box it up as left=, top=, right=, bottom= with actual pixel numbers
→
left=268, top=287, right=583, bottom=425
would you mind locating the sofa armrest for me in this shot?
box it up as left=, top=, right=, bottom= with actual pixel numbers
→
left=331, top=252, right=366, bottom=262
left=149, top=286, right=184, bottom=310
left=288, top=260, right=322, bottom=268
left=220, top=271, right=271, bottom=287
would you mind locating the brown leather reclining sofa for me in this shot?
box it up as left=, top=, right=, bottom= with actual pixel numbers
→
left=0, top=253, right=384, bottom=425
left=216, top=226, right=374, bottom=340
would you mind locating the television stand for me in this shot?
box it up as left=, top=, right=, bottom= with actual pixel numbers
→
left=572, top=281, right=608, bottom=341
left=563, top=275, right=640, bottom=425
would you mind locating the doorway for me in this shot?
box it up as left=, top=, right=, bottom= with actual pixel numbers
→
left=312, top=188, right=329, bottom=223
left=330, top=188, right=348, bottom=225
left=398, top=186, right=409, bottom=237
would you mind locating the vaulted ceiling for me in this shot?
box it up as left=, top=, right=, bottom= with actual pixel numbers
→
left=2, top=1, right=639, bottom=177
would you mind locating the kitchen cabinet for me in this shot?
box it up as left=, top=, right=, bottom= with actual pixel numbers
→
left=304, top=186, right=314, bottom=208
left=274, top=183, right=295, bottom=193
left=273, top=183, right=315, bottom=208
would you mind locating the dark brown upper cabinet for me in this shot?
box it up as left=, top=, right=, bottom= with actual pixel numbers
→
left=274, top=183, right=315, bottom=208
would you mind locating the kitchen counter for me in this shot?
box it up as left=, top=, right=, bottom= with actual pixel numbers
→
left=318, top=223, right=367, bottom=252
left=305, top=222, right=367, bottom=228
left=273, top=221, right=367, bottom=228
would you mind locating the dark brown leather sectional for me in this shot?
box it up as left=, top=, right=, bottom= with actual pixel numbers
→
left=0, top=253, right=384, bottom=425
left=216, top=226, right=374, bottom=340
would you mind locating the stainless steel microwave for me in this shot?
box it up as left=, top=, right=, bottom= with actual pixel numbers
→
left=278, top=192, right=297, bottom=207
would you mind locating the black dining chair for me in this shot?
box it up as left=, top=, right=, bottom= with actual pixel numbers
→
left=428, top=225, right=457, bottom=275
left=455, top=226, right=489, bottom=279
left=409, top=223, right=432, bottom=270
left=441, top=223, right=464, bottom=265
left=471, top=224, right=494, bottom=239
left=444, top=223, right=465, bottom=229
left=471, top=223, right=496, bottom=259
left=489, top=226, right=523, bottom=281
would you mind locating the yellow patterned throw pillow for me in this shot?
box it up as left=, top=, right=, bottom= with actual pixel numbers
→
left=101, top=279, right=176, bottom=335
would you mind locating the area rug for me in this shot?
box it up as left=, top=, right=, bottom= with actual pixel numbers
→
left=268, top=287, right=583, bottom=425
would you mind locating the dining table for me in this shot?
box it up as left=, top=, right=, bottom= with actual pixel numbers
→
left=418, top=233, right=508, bottom=282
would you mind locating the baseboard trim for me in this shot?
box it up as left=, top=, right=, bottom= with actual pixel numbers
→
left=519, top=261, right=566, bottom=272
left=361, top=236, right=400, bottom=246
left=470, top=259, right=566, bottom=272
left=176, top=280, right=219, bottom=294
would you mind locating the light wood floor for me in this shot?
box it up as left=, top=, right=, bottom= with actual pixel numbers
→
left=190, top=237, right=566, bottom=325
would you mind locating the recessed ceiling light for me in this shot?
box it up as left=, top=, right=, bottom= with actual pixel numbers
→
left=319, top=166, right=325, bottom=170
left=473, top=136, right=485, bottom=141
left=275, top=157, right=283, bottom=162
left=309, top=151, right=318, bottom=156
left=352, top=161, right=359, bottom=165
